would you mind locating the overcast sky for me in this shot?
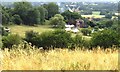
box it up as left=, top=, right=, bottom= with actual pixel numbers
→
left=1, top=0, right=119, bottom=2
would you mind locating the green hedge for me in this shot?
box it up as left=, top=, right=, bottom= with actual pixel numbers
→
left=2, top=34, right=22, bottom=48
left=91, top=29, right=120, bottom=48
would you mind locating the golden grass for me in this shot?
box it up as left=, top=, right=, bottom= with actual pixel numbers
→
left=0, top=44, right=119, bottom=70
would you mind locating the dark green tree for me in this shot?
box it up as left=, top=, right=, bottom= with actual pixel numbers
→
left=27, top=8, right=40, bottom=25
left=13, top=2, right=32, bottom=24
left=43, top=2, right=59, bottom=19
left=12, top=14, right=22, bottom=25
left=37, top=6, right=47, bottom=24
left=105, top=13, right=112, bottom=19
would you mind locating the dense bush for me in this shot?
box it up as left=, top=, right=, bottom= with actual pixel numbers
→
left=72, top=35, right=84, bottom=47
left=25, top=30, right=73, bottom=49
left=24, top=30, right=40, bottom=46
left=91, top=29, right=120, bottom=48
left=2, top=34, right=22, bottom=48
left=81, top=28, right=91, bottom=36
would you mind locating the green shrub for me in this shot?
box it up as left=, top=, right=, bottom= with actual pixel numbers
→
left=91, top=29, right=120, bottom=48
left=39, top=30, right=73, bottom=49
left=72, top=34, right=83, bottom=47
left=25, top=30, right=73, bottom=49
left=49, top=14, right=66, bottom=28
left=24, top=30, right=40, bottom=46
left=81, top=28, right=91, bottom=36
left=2, top=34, right=22, bottom=48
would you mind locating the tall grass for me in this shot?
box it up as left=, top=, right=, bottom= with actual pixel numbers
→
left=0, top=44, right=119, bottom=70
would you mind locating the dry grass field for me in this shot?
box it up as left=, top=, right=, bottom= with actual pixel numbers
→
left=0, top=44, right=119, bottom=70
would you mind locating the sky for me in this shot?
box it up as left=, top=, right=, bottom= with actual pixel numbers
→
left=1, top=0, right=119, bottom=2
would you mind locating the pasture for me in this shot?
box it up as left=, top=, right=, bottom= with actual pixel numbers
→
left=81, top=15, right=105, bottom=18
left=7, top=25, right=54, bottom=37
left=5, top=25, right=91, bottom=40
left=92, top=11, right=100, bottom=15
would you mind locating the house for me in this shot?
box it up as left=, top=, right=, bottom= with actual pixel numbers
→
left=75, top=19, right=85, bottom=28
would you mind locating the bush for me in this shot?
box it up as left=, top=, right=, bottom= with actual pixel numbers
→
left=24, top=30, right=40, bottom=46
left=81, top=28, right=91, bottom=36
left=49, top=14, right=66, bottom=28
left=40, top=30, right=73, bottom=49
left=72, top=34, right=84, bottom=47
left=25, top=30, right=73, bottom=49
left=91, top=29, right=120, bottom=48
left=2, top=34, right=22, bottom=48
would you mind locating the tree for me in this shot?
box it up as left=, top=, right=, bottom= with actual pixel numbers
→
left=61, top=10, right=82, bottom=20
left=100, top=10, right=107, bottom=15
left=13, top=2, right=32, bottom=24
left=27, top=8, right=40, bottom=25
left=37, top=6, right=47, bottom=24
left=2, top=11, right=10, bottom=24
left=105, top=20, right=113, bottom=28
left=49, top=14, right=66, bottom=28
left=12, top=14, right=22, bottom=25
left=43, top=3, right=59, bottom=19
left=1, top=6, right=11, bottom=24
left=105, top=13, right=112, bottom=19
left=91, top=29, right=120, bottom=48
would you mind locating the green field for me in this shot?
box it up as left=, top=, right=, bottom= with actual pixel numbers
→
left=81, top=15, right=105, bottom=18
left=92, top=11, right=100, bottom=15
left=5, top=25, right=91, bottom=40
left=7, top=25, right=54, bottom=37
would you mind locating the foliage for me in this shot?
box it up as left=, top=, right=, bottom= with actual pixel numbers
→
left=37, top=6, right=47, bottom=24
left=91, top=29, right=120, bottom=48
left=105, top=13, right=112, bottom=19
left=104, top=20, right=113, bottom=28
left=2, top=7, right=11, bottom=24
left=81, top=28, right=91, bottom=36
left=25, top=30, right=73, bottom=49
left=12, top=14, right=22, bottom=25
left=61, top=10, right=82, bottom=21
left=87, top=21, right=96, bottom=27
left=2, top=34, right=22, bottom=48
left=100, top=10, right=107, bottom=15
left=27, top=8, right=40, bottom=25
left=49, top=14, right=66, bottom=28
left=72, top=35, right=84, bottom=47
left=24, top=30, right=39, bottom=46
left=13, top=2, right=32, bottom=24
left=43, top=2, right=59, bottom=19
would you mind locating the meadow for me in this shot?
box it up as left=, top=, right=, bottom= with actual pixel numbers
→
left=7, top=25, right=54, bottom=37
left=1, top=23, right=119, bottom=71
left=0, top=44, right=119, bottom=70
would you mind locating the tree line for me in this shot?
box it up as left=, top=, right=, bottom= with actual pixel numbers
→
left=1, top=2, right=59, bottom=25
